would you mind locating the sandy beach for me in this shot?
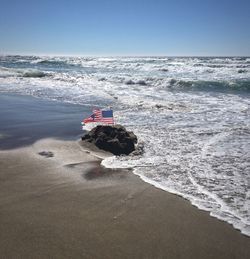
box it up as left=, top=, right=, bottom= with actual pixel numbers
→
left=0, top=94, right=250, bottom=259
left=1, top=138, right=250, bottom=259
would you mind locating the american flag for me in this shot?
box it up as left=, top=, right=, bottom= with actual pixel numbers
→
left=82, top=113, right=95, bottom=124
left=82, top=108, right=114, bottom=125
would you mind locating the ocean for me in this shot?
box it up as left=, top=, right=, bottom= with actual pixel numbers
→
left=0, top=55, right=249, bottom=236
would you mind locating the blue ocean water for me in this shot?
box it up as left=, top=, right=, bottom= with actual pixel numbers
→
left=0, top=55, right=250, bottom=236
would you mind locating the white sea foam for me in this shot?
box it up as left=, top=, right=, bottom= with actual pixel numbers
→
left=0, top=56, right=250, bottom=236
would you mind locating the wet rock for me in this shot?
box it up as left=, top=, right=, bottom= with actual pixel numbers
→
left=125, top=79, right=147, bottom=86
left=98, top=77, right=107, bottom=81
left=137, top=80, right=147, bottom=86
left=238, top=69, right=247, bottom=73
left=155, top=104, right=164, bottom=109
left=82, top=125, right=137, bottom=155
left=38, top=151, right=54, bottom=158
left=125, top=79, right=136, bottom=85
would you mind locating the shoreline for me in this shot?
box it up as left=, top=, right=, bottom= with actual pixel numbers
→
left=0, top=93, right=250, bottom=258
left=85, top=140, right=250, bottom=238
left=131, top=169, right=250, bottom=238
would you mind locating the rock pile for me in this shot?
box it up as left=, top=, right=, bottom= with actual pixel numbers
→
left=81, top=125, right=137, bottom=155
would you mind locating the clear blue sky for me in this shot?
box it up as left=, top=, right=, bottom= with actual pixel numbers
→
left=0, top=0, right=250, bottom=56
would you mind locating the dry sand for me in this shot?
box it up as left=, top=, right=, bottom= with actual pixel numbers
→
left=0, top=138, right=250, bottom=259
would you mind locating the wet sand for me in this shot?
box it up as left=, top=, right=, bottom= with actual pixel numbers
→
left=0, top=93, right=250, bottom=258
left=0, top=138, right=250, bottom=259
left=0, top=93, right=88, bottom=149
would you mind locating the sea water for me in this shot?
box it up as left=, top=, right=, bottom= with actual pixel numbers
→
left=0, top=55, right=249, bottom=236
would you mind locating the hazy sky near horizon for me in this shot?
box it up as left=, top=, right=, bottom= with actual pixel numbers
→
left=0, top=0, right=250, bottom=56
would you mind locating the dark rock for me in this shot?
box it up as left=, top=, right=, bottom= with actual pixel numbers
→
left=98, top=77, right=107, bottom=81
left=155, top=104, right=163, bottom=109
left=238, top=69, right=247, bottom=73
left=81, top=125, right=137, bottom=155
left=38, top=151, right=54, bottom=158
left=125, top=79, right=136, bottom=85
left=137, top=80, right=147, bottom=86
left=125, top=79, right=147, bottom=86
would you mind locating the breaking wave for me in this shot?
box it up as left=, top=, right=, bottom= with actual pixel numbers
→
left=166, top=79, right=250, bottom=91
left=117, top=76, right=250, bottom=92
left=0, top=66, right=47, bottom=78
left=22, top=70, right=47, bottom=78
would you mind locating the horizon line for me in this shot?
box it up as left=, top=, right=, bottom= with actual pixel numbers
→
left=1, top=52, right=250, bottom=58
